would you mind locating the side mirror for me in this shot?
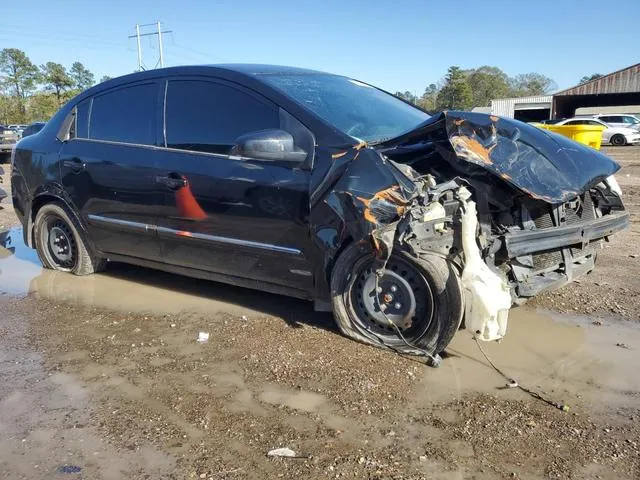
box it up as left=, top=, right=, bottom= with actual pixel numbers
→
left=231, top=129, right=307, bottom=164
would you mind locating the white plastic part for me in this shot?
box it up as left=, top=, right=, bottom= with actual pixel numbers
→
left=604, top=175, right=622, bottom=196
left=422, top=202, right=446, bottom=232
left=460, top=198, right=512, bottom=341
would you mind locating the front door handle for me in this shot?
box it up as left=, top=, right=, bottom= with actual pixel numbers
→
left=155, top=173, right=187, bottom=190
left=63, top=158, right=86, bottom=172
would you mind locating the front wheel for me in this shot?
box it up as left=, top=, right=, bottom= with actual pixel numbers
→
left=330, top=244, right=463, bottom=355
left=33, top=202, right=105, bottom=275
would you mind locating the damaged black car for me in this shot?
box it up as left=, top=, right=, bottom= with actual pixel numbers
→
left=11, top=65, right=628, bottom=356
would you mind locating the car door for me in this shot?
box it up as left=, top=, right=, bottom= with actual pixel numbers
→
left=59, top=81, right=164, bottom=261
left=154, top=78, right=315, bottom=292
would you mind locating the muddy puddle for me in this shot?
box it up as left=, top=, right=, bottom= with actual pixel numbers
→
left=0, top=227, right=286, bottom=317
left=2, top=225, right=640, bottom=414
left=425, top=308, right=640, bottom=412
left=2, top=226, right=640, bottom=478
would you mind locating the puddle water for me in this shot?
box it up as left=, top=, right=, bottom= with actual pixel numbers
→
left=0, top=227, right=298, bottom=317
left=259, top=385, right=328, bottom=413
left=2, top=226, right=639, bottom=417
left=424, top=308, right=640, bottom=411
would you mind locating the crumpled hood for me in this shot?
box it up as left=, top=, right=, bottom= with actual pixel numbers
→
left=378, top=111, right=621, bottom=204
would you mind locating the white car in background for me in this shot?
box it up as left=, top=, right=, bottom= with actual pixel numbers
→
left=591, top=114, right=640, bottom=130
left=551, top=117, right=640, bottom=146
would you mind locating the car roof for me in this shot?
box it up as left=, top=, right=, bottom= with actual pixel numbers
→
left=212, top=64, right=332, bottom=76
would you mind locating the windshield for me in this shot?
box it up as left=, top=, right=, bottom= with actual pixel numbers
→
left=260, top=73, right=430, bottom=144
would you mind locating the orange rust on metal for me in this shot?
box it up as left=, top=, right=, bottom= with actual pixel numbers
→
left=331, top=151, right=348, bottom=159
left=457, top=135, right=494, bottom=165
left=356, top=186, right=408, bottom=225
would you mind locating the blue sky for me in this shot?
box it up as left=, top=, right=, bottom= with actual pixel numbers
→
left=2, top=0, right=639, bottom=95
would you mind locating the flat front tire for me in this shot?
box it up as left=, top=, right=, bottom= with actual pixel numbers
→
left=33, top=202, right=105, bottom=275
left=330, top=243, right=463, bottom=355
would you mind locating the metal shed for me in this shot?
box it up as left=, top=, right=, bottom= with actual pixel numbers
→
left=552, top=63, right=640, bottom=118
left=490, top=95, right=552, bottom=121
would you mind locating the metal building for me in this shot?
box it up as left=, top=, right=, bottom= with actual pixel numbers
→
left=490, top=95, right=552, bottom=122
left=552, top=63, right=640, bottom=118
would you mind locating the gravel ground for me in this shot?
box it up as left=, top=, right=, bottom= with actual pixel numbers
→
left=1, top=146, right=639, bottom=479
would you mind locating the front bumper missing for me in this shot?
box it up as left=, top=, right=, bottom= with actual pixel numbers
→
left=503, top=211, right=629, bottom=258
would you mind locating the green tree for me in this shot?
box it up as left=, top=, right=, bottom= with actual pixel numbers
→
left=466, top=66, right=510, bottom=107
left=0, top=48, right=39, bottom=120
left=579, top=73, right=602, bottom=84
left=394, top=91, right=418, bottom=104
left=99, top=75, right=112, bottom=83
left=69, top=62, right=95, bottom=90
left=418, top=83, right=439, bottom=111
left=40, top=62, right=73, bottom=105
left=509, top=72, right=556, bottom=96
left=436, top=66, right=472, bottom=110
left=26, top=92, right=59, bottom=122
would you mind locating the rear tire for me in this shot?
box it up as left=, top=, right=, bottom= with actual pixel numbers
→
left=330, top=243, right=463, bottom=355
left=610, top=134, right=627, bottom=146
left=33, top=202, right=105, bottom=275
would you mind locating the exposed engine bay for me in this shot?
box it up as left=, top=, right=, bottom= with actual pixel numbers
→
left=319, top=111, right=629, bottom=344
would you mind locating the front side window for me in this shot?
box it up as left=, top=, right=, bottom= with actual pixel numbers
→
left=260, top=73, right=430, bottom=144
left=89, top=83, right=157, bottom=145
left=165, top=80, right=279, bottom=155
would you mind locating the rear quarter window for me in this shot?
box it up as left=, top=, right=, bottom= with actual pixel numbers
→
left=89, top=83, right=158, bottom=145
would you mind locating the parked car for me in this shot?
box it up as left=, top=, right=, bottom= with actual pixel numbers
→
left=11, top=65, right=628, bottom=357
left=0, top=125, right=19, bottom=162
left=591, top=114, right=640, bottom=130
left=551, top=117, right=640, bottom=146
left=20, top=122, right=46, bottom=138
left=0, top=165, right=6, bottom=202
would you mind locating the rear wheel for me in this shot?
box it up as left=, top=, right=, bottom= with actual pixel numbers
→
left=610, top=134, right=627, bottom=146
left=330, top=244, right=463, bottom=355
left=34, top=203, right=105, bottom=275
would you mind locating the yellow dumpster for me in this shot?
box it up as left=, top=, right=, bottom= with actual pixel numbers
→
left=537, top=124, right=605, bottom=150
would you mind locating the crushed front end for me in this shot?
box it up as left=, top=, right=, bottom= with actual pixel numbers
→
left=317, top=111, right=628, bottom=347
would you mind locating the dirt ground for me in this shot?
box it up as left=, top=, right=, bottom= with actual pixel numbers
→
left=1, top=148, right=639, bottom=479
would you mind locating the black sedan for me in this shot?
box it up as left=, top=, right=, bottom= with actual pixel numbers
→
left=11, top=65, right=628, bottom=360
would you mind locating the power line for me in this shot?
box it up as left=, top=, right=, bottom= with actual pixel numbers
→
left=128, top=22, right=173, bottom=71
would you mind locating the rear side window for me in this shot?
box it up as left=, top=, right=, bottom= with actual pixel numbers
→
left=76, top=100, right=90, bottom=139
left=89, top=83, right=157, bottom=145
left=600, top=116, right=623, bottom=123
left=165, top=80, right=279, bottom=155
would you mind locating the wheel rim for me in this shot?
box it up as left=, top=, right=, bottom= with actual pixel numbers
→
left=41, top=215, right=77, bottom=270
left=348, top=256, right=435, bottom=342
left=612, top=135, right=624, bottom=146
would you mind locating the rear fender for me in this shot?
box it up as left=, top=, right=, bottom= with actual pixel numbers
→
left=26, top=184, right=99, bottom=259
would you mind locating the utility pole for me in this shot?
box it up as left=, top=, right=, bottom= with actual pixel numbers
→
left=157, top=21, right=164, bottom=68
left=128, top=22, right=172, bottom=71
left=134, top=24, right=143, bottom=71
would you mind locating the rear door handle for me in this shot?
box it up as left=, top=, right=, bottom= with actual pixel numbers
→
left=63, top=158, right=86, bottom=172
left=155, top=174, right=187, bottom=190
